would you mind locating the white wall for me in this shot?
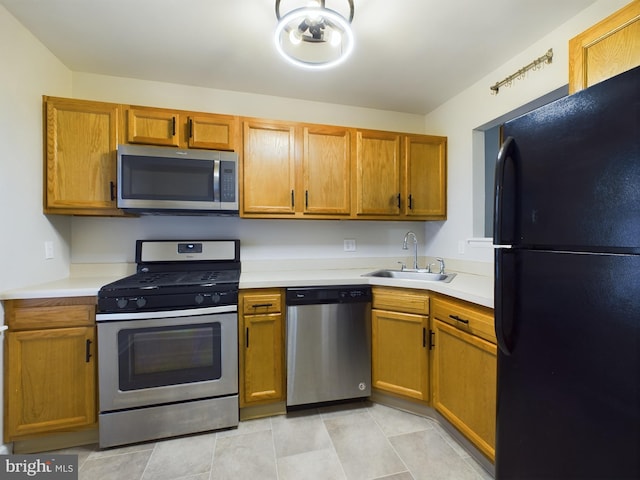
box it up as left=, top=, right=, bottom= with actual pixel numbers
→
left=1, top=0, right=629, bottom=279
left=72, top=73, right=427, bottom=133
left=0, top=6, right=73, bottom=292
left=422, top=0, right=630, bottom=264
left=0, top=4, right=75, bottom=454
left=70, top=217, right=424, bottom=266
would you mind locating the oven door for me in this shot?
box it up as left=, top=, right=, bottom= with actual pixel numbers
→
left=97, top=306, right=237, bottom=412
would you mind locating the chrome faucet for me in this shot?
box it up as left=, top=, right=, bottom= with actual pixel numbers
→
left=402, top=231, right=419, bottom=270
left=436, top=257, right=445, bottom=274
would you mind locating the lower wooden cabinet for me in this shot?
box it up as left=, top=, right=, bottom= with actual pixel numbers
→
left=238, top=289, right=285, bottom=407
left=431, top=295, right=497, bottom=461
left=3, top=297, right=97, bottom=442
left=371, top=287, right=430, bottom=402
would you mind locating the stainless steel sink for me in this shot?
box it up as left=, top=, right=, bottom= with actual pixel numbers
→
left=362, top=269, right=456, bottom=283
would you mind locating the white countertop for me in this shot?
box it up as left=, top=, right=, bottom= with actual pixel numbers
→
left=240, top=268, right=493, bottom=308
left=1, top=264, right=493, bottom=308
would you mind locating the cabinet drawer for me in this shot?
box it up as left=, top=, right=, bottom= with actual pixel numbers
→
left=372, top=287, right=429, bottom=315
left=241, top=290, right=282, bottom=314
left=431, top=296, right=495, bottom=343
left=4, top=297, right=96, bottom=330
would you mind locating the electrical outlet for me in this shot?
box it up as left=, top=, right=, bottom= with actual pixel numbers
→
left=44, top=241, right=54, bottom=259
left=344, top=239, right=356, bottom=252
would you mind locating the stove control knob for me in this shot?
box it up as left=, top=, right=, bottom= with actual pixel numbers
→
left=211, top=293, right=221, bottom=304
left=195, top=294, right=205, bottom=305
left=117, top=298, right=128, bottom=309
left=136, top=297, right=147, bottom=308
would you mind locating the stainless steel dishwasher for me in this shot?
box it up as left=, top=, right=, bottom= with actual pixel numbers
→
left=286, top=285, right=372, bottom=407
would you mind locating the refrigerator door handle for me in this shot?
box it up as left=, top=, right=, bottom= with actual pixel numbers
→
left=493, top=136, right=515, bottom=244
left=495, top=248, right=516, bottom=355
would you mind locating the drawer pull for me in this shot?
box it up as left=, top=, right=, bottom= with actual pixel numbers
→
left=252, top=303, right=273, bottom=309
left=450, top=314, right=469, bottom=324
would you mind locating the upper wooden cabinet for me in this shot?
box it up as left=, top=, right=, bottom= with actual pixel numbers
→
left=44, top=96, right=123, bottom=216
left=241, top=120, right=353, bottom=218
left=303, top=125, right=351, bottom=216
left=403, top=134, right=447, bottom=219
left=355, top=130, right=402, bottom=217
left=569, top=1, right=640, bottom=94
left=242, top=123, right=446, bottom=220
left=242, top=119, right=297, bottom=215
left=43, top=96, right=446, bottom=220
left=353, top=131, right=447, bottom=220
left=188, top=114, right=238, bottom=150
left=126, top=107, right=180, bottom=147
left=126, top=106, right=238, bottom=150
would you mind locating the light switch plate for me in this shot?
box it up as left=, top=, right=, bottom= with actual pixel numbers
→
left=344, top=239, right=356, bottom=252
left=45, top=241, right=54, bottom=259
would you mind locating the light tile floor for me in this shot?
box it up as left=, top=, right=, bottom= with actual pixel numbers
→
left=50, top=402, right=493, bottom=480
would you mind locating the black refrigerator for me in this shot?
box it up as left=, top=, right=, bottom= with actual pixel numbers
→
left=493, top=65, right=640, bottom=479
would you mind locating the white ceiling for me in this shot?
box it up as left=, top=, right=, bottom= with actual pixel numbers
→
left=2, top=0, right=598, bottom=114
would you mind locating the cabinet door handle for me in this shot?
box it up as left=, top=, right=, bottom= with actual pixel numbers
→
left=428, top=329, right=435, bottom=350
left=189, top=118, right=193, bottom=139
left=291, top=190, right=295, bottom=208
left=408, top=194, right=413, bottom=210
left=172, top=116, right=176, bottom=136
left=110, top=181, right=116, bottom=201
left=85, top=339, right=92, bottom=363
left=450, top=314, right=470, bottom=324
left=245, top=328, right=249, bottom=348
left=305, top=190, right=309, bottom=208
left=397, top=193, right=401, bottom=209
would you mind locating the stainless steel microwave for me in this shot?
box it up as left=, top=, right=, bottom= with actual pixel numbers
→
left=117, top=144, right=239, bottom=215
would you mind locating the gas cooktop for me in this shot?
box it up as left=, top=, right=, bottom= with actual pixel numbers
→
left=98, top=239, right=241, bottom=314
left=101, top=269, right=240, bottom=291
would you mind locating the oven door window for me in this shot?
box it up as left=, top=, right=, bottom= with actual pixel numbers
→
left=118, top=322, right=221, bottom=390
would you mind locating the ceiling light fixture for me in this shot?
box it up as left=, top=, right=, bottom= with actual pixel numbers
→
left=274, top=0, right=355, bottom=70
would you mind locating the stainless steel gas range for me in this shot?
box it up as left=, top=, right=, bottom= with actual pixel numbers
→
left=96, top=239, right=240, bottom=448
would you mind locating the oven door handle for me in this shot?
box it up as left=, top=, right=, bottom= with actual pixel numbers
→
left=96, top=304, right=237, bottom=322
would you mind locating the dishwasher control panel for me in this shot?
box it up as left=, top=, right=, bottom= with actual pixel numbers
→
left=286, top=285, right=372, bottom=305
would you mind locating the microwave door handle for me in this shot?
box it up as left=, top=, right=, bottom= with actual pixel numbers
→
left=213, top=159, right=220, bottom=203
